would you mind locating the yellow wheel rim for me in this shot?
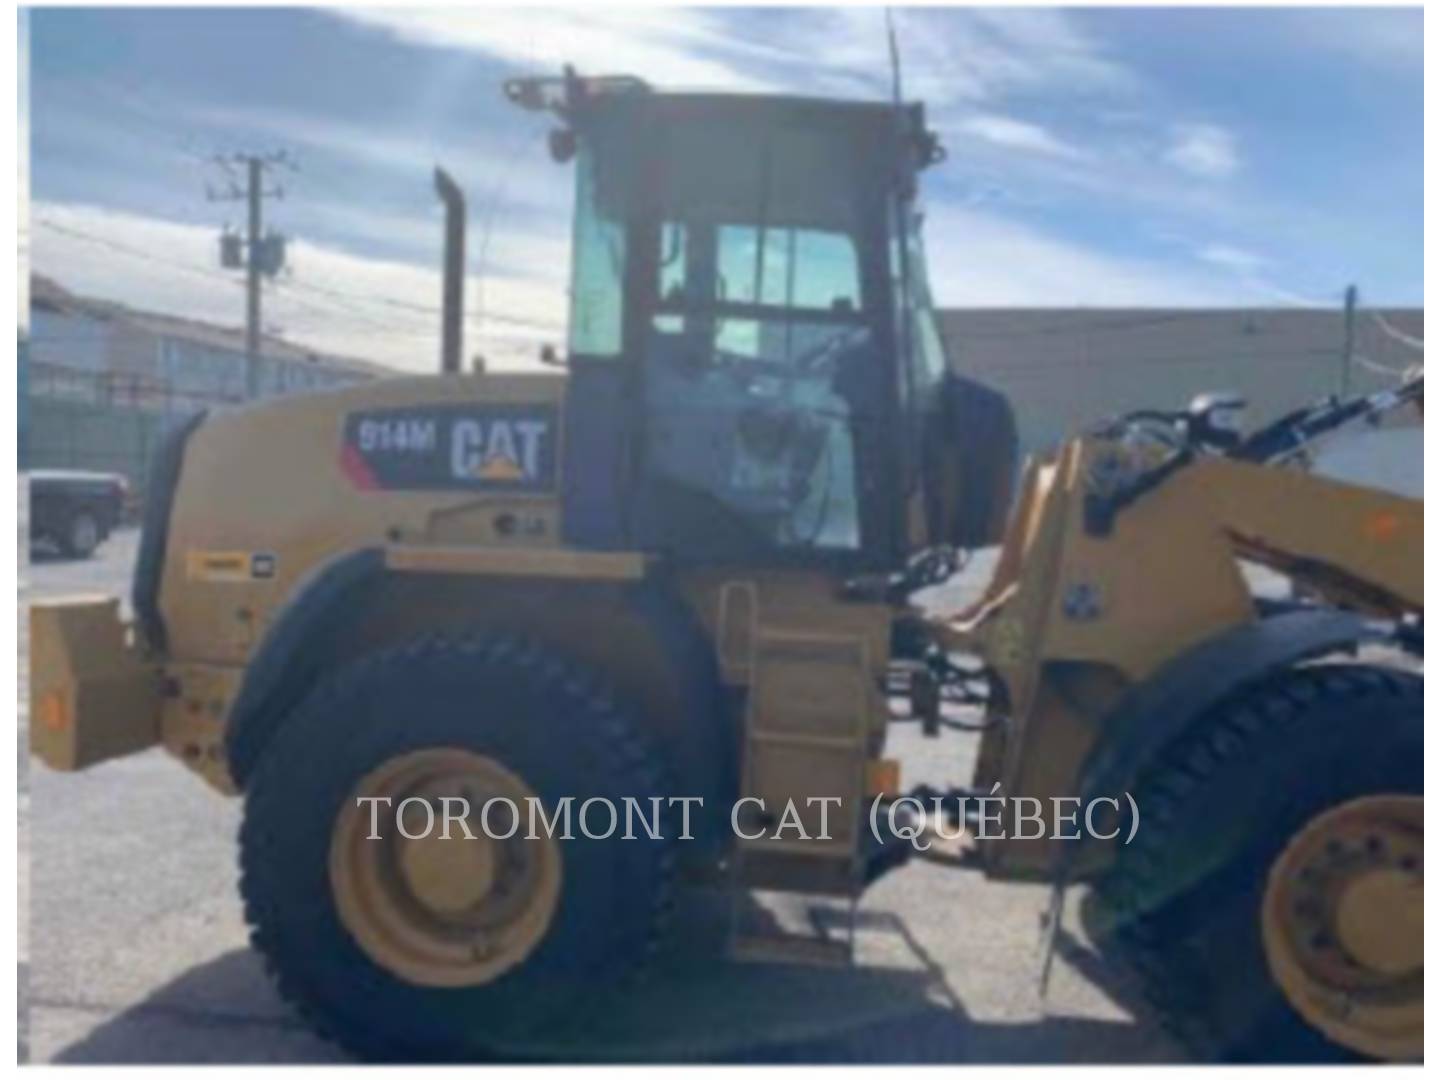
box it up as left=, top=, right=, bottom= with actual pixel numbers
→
left=1261, top=794, right=1422, bottom=1060
left=329, top=748, right=562, bottom=989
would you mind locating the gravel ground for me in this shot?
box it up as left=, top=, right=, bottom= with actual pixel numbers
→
left=20, top=526, right=1181, bottom=1064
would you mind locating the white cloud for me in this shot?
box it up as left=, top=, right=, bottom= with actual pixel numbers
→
left=185, top=102, right=570, bottom=218
left=29, top=201, right=567, bottom=373
left=1165, top=123, right=1240, bottom=179
left=952, top=113, right=1086, bottom=160
left=336, top=7, right=789, bottom=91
left=169, top=100, right=578, bottom=287
left=31, top=191, right=1263, bottom=390
left=923, top=202, right=1249, bottom=307
left=287, top=198, right=571, bottom=289
left=1196, top=243, right=1268, bottom=274
left=962, top=8, right=1136, bottom=97
left=1285, top=8, right=1422, bottom=70
left=333, top=7, right=1137, bottom=108
left=31, top=185, right=1277, bottom=386
left=823, top=7, right=1136, bottom=107
left=1190, top=241, right=1335, bottom=308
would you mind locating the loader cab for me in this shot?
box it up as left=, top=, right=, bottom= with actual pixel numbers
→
left=510, top=73, right=948, bottom=573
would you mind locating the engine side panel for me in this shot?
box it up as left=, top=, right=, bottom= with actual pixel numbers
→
left=157, top=373, right=566, bottom=668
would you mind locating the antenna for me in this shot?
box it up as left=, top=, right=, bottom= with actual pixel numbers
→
left=885, top=7, right=904, bottom=107
left=884, top=7, right=918, bottom=422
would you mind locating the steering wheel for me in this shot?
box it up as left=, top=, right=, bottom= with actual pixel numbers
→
left=791, top=323, right=869, bottom=375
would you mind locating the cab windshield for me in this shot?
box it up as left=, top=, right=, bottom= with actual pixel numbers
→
left=569, top=100, right=897, bottom=560
left=649, top=119, right=869, bottom=364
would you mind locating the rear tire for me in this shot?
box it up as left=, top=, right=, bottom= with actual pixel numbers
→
left=1089, top=663, right=1421, bottom=1062
left=240, top=634, right=676, bottom=1061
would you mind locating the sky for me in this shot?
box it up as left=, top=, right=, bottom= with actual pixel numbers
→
left=22, top=6, right=1423, bottom=372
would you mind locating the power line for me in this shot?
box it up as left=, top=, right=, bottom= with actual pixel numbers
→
left=34, top=215, right=563, bottom=339
left=34, top=218, right=244, bottom=288
left=35, top=217, right=365, bottom=342
left=35, top=219, right=415, bottom=351
left=1351, top=353, right=1414, bottom=380
left=282, top=274, right=564, bottom=335
left=1370, top=310, right=1424, bottom=352
left=271, top=281, right=549, bottom=342
left=268, top=281, right=414, bottom=335
left=950, top=310, right=1235, bottom=343
left=34, top=219, right=397, bottom=340
left=956, top=344, right=1357, bottom=376
left=474, top=22, right=542, bottom=341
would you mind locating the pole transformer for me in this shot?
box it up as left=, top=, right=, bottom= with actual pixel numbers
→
left=208, top=150, right=292, bottom=400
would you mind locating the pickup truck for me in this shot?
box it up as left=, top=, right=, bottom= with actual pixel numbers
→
left=28, top=469, right=129, bottom=560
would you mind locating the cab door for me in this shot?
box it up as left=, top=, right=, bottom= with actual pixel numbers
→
left=626, top=115, right=901, bottom=571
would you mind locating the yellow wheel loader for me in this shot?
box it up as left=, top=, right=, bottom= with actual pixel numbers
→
left=30, top=70, right=1422, bottom=1062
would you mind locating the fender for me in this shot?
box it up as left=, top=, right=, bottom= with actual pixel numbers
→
left=224, top=547, right=386, bottom=783
left=1037, top=608, right=1396, bottom=988
left=222, top=548, right=733, bottom=831
left=620, top=566, right=735, bottom=847
left=1075, top=608, right=1397, bottom=808
left=132, top=410, right=208, bottom=652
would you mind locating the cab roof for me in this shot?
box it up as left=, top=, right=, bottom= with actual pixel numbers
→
left=504, top=69, right=943, bottom=166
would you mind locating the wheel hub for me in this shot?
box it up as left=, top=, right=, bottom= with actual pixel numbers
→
left=1335, top=868, right=1423, bottom=977
left=1262, top=794, right=1422, bottom=1060
left=329, top=748, right=562, bottom=988
left=398, top=829, right=498, bottom=914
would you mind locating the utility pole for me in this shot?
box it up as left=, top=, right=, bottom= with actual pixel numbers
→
left=208, top=151, right=294, bottom=400
left=245, top=156, right=263, bottom=399
left=1340, top=284, right=1358, bottom=398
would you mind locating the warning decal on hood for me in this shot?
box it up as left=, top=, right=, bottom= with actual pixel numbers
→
left=340, top=404, right=558, bottom=493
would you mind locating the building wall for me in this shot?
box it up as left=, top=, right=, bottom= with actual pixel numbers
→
left=26, top=301, right=378, bottom=490
left=155, top=336, right=247, bottom=409
left=256, top=351, right=363, bottom=397
left=30, top=307, right=108, bottom=379
left=938, top=308, right=1424, bottom=459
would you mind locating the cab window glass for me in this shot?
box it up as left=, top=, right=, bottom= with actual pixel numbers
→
left=891, top=206, right=947, bottom=393
left=712, top=225, right=860, bottom=313
left=567, top=148, right=625, bottom=357
left=639, top=120, right=871, bottom=553
left=908, top=224, right=948, bottom=387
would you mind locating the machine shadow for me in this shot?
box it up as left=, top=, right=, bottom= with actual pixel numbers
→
left=54, top=890, right=1176, bottom=1065
left=49, top=949, right=345, bottom=1065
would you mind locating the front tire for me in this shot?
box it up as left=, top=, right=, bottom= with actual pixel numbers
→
left=240, top=634, right=676, bottom=1061
left=1090, top=664, right=1421, bottom=1062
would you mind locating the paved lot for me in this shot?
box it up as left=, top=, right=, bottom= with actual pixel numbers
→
left=21, top=528, right=1180, bottom=1063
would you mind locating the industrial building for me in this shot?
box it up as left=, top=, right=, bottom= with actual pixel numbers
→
left=23, top=275, right=385, bottom=484
left=22, top=274, right=1423, bottom=490
left=939, top=307, right=1424, bottom=459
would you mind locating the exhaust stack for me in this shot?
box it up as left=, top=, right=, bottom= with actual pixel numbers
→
left=433, top=167, right=465, bottom=375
